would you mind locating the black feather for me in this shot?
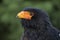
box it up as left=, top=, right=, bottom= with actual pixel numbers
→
left=20, top=8, right=60, bottom=40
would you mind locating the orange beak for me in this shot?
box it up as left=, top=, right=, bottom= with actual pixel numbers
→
left=17, top=11, right=32, bottom=20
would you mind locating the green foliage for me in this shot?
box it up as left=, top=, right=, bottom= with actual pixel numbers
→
left=0, top=0, right=60, bottom=40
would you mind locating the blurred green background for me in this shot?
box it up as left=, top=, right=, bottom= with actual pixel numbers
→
left=0, top=0, right=60, bottom=40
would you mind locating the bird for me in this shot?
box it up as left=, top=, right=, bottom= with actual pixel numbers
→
left=17, top=7, right=60, bottom=40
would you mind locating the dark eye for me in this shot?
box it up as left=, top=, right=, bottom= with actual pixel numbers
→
left=30, top=12, right=34, bottom=16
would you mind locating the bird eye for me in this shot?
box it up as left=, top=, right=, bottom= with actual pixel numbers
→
left=30, top=12, right=34, bottom=16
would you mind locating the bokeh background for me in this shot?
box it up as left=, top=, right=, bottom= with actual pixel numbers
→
left=0, top=0, right=60, bottom=40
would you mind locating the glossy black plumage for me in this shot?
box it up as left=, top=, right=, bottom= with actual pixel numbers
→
left=20, top=8, right=60, bottom=40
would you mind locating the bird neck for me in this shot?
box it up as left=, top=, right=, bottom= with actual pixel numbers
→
left=24, top=24, right=48, bottom=33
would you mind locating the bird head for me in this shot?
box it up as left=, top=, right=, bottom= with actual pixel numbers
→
left=17, top=8, right=42, bottom=20
left=17, top=8, right=51, bottom=29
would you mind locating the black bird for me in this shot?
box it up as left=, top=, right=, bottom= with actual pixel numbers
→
left=17, top=8, right=60, bottom=40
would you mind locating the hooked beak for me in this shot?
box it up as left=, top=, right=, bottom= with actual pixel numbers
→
left=17, top=11, right=33, bottom=20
